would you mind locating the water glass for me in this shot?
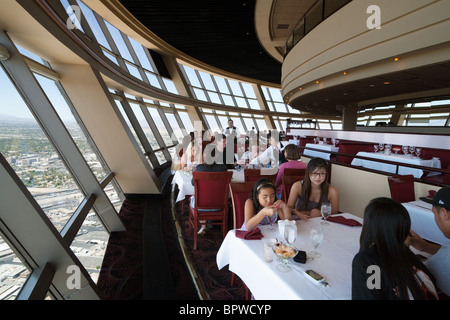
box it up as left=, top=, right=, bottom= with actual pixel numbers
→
left=263, top=238, right=276, bottom=263
left=284, top=224, right=297, bottom=245
left=320, top=202, right=332, bottom=225
left=415, top=147, right=422, bottom=158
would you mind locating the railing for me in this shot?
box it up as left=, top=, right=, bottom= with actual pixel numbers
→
left=284, top=0, right=352, bottom=58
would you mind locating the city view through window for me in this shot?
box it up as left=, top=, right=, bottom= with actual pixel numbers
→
left=0, top=66, right=121, bottom=299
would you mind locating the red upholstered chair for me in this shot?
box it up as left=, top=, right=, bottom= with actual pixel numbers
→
left=229, top=182, right=254, bottom=229
left=189, top=171, right=233, bottom=250
left=229, top=182, right=254, bottom=299
left=284, top=168, right=306, bottom=177
left=244, top=168, right=277, bottom=183
left=444, top=163, right=450, bottom=185
left=387, top=174, right=415, bottom=203
left=282, top=175, right=303, bottom=202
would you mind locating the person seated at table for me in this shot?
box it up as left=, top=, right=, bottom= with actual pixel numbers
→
left=409, top=186, right=450, bottom=298
left=274, top=144, right=306, bottom=199
left=352, top=197, right=438, bottom=300
left=237, top=143, right=259, bottom=166
left=180, top=141, right=201, bottom=170
left=190, top=149, right=229, bottom=234
left=249, top=131, right=286, bottom=168
left=243, top=178, right=291, bottom=231
left=208, top=133, right=235, bottom=169
left=287, top=157, right=339, bottom=219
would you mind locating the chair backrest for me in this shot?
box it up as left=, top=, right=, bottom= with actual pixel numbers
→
left=284, top=168, right=306, bottom=177
left=192, top=171, right=233, bottom=209
left=444, top=163, right=450, bottom=185
left=387, top=174, right=415, bottom=203
left=229, top=182, right=254, bottom=229
left=244, top=168, right=277, bottom=183
left=282, top=175, right=303, bottom=202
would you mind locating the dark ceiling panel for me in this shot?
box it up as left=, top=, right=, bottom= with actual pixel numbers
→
left=119, top=0, right=282, bottom=84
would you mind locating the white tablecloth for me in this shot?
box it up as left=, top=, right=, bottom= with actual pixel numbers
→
left=216, top=213, right=363, bottom=300
left=171, top=169, right=244, bottom=203
left=402, top=200, right=450, bottom=246
left=351, top=152, right=441, bottom=178
left=303, top=143, right=339, bottom=160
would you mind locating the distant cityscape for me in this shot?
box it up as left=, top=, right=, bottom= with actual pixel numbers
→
left=0, top=115, right=121, bottom=300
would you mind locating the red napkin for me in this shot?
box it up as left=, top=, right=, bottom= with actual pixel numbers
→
left=427, top=190, right=436, bottom=199
left=235, top=228, right=263, bottom=240
left=325, top=215, right=362, bottom=227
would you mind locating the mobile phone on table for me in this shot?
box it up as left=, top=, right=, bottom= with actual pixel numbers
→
left=305, top=269, right=329, bottom=286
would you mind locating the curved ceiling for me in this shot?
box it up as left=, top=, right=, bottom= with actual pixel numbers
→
left=118, top=0, right=288, bottom=84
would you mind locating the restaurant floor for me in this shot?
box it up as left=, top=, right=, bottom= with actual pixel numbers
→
left=167, top=175, right=247, bottom=300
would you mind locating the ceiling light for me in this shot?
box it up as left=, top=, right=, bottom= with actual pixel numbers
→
left=394, top=57, right=399, bottom=62
left=0, top=45, right=10, bottom=61
left=384, top=81, right=390, bottom=85
left=343, top=71, right=347, bottom=75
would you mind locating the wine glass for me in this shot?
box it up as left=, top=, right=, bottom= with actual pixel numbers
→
left=268, top=212, right=278, bottom=231
left=409, top=146, right=416, bottom=157
left=373, top=145, right=379, bottom=153
left=308, top=227, right=323, bottom=259
left=320, top=202, right=332, bottom=225
left=385, top=144, right=392, bottom=154
left=284, top=224, right=297, bottom=245
left=402, top=145, right=409, bottom=156
left=379, top=143, right=384, bottom=153
left=415, top=147, right=422, bottom=158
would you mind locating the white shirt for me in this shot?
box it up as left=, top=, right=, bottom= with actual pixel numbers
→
left=250, top=143, right=283, bottom=167
left=223, top=126, right=240, bottom=137
left=425, top=244, right=450, bottom=296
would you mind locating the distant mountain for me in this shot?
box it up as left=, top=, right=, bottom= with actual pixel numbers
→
left=0, top=113, right=33, bottom=121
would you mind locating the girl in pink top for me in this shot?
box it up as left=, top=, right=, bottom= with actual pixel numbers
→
left=275, top=144, right=306, bottom=198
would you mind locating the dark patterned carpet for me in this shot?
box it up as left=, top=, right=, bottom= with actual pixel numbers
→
left=169, top=194, right=247, bottom=300
left=96, top=173, right=246, bottom=300
left=97, top=198, right=145, bottom=299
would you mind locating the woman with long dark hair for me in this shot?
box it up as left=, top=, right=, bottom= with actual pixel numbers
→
left=287, top=158, right=339, bottom=219
left=352, top=197, right=438, bottom=300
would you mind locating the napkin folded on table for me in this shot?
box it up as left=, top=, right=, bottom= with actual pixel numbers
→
left=235, top=227, right=263, bottom=240
left=325, top=215, right=362, bottom=227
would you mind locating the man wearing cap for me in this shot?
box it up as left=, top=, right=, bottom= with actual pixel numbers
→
left=411, top=186, right=450, bottom=297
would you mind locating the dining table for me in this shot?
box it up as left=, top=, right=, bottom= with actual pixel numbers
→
left=216, top=213, right=363, bottom=300
left=402, top=200, right=450, bottom=246
left=303, top=143, right=339, bottom=160
left=172, top=168, right=244, bottom=203
left=351, top=152, right=442, bottom=178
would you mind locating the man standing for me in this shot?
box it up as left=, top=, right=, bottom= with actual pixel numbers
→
left=223, top=119, right=240, bottom=138
left=411, top=186, right=450, bottom=297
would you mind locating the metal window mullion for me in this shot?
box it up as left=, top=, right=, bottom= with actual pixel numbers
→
left=16, top=263, right=55, bottom=300
left=120, top=32, right=149, bottom=83
left=116, top=92, right=160, bottom=167
left=0, top=31, right=124, bottom=234
left=0, top=154, right=100, bottom=300
left=60, top=194, right=96, bottom=244
left=64, top=0, right=105, bottom=57
left=141, top=98, right=178, bottom=148
left=139, top=103, right=171, bottom=160
left=93, top=13, right=127, bottom=70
